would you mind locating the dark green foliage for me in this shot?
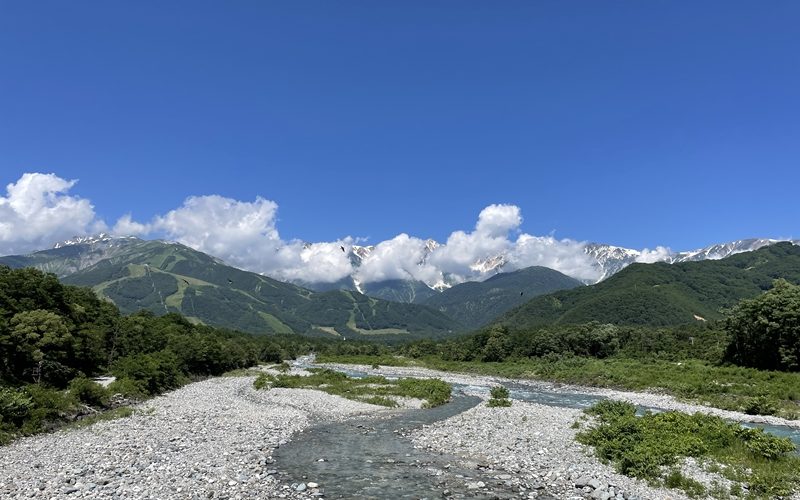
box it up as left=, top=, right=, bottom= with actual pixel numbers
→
left=426, top=322, right=623, bottom=363
left=724, top=278, right=800, bottom=371
left=0, top=265, right=324, bottom=444
left=497, top=242, right=800, bottom=329
left=487, top=385, right=512, bottom=407
left=423, top=266, right=583, bottom=329
left=361, top=279, right=439, bottom=304
left=743, top=395, right=779, bottom=416
left=490, top=385, right=509, bottom=400
left=68, top=377, right=109, bottom=407
left=107, top=377, right=146, bottom=399
left=112, top=352, right=187, bottom=396
left=577, top=400, right=800, bottom=497
left=0, top=387, right=33, bottom=425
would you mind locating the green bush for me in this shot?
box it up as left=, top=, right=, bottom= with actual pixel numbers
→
left=20, top=384, right=76, bottom=435
left=0, top=387, right=33, bottom=424
left=577, top=401, right=800, bottom=498
left=490, top=386, right=510, bottom=400
left=743, top=395, right=778, bottom=416
left=107, top=377, right=147, bottom=399
left=395, top=378, right=451, bottom=408
left=487, top=398, right=512, bottom=407
left=487, top=385, right=512, bottom=407
left=68, top=378, right=110, bottom=407
left=112, top=351, right=187, bottom=395
left=253, top=373, right=275, bottom=390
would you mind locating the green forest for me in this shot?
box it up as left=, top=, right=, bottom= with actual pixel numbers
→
left=0, top=266, right=316, bottom=444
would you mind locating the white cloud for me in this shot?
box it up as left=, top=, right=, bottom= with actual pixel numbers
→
left=636, top=246, right=673, bottom=263
left=0, top=173, right=106, bottom=255
left=130, top=194, right=355, bottom=283
left=509, top=234, right=602, bottom=282
left=355, top=234, right=443, bottom=284
left=0, top=172, right=660, bottom=287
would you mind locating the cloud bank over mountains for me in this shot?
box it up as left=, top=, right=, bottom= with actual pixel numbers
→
left=2, top=172, right=666, bottom=284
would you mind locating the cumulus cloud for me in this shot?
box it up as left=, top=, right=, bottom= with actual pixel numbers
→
left=636, top=246, right=673, bottom=263
left=355, top=234, right=443, bottom=284
left=0, top=172, right=643, bottom=286
left=0, top=173, right=106, bottom=255
left=509, top=234, right=601, bottom=282
left=136, top=195, right=355, bottom=283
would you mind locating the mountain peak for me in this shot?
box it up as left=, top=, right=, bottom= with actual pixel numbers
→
left=53, top=233, right=140, bottom=249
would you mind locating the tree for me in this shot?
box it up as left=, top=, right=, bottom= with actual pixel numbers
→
left=724, top=279, right=800, bottom=371
left=8, top=310, right=73, bottom=383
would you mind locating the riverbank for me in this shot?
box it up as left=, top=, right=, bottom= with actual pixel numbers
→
left=0, top=376, right=381, bottom=499
left=320, top=362, right=800, bottom=429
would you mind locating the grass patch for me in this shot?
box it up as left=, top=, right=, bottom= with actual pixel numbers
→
left=65, top=407, right=135, bottom=430
left=576, top=400, right=800, bottom=498
left=253, top=368, right=451, bottom=408
left=222, top=368, right=264, bottom=377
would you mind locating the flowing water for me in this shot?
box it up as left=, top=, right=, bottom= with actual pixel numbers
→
left=275, top=361, right=800, bottom=499
left=275, top=392, right=539, bottom=499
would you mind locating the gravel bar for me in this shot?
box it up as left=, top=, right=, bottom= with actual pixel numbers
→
left=0, top=376, right=380, bottom=499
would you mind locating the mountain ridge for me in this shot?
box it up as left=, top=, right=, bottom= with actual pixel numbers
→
left=0, top=238, right=462, bottom=339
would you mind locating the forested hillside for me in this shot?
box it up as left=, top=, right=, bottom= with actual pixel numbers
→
left=1, top=239, right=463, bottom=339
left=496, top=242, right=800, bottom=329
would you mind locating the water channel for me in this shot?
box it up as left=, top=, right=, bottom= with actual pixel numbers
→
left=275, top=362, right=800, bottom=499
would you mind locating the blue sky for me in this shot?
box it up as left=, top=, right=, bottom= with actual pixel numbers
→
left=1, top=1, right=798, bottom=256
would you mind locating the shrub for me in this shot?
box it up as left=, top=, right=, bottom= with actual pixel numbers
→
left=112, top=351, right=186, bottom=395
left=107, top=377, right=147, bottom=399
left=743, top=395, right=778, bottom=416
left=487, top=398, right=512, bottom=407
left=395, top=378, right=451, bottom=408
left=253, top=373, right=275, bottom=390
left=68, top=378, right=110, bottom=407
left=487, top=385, right=512, bottom=408
left=490, top=386, right=510, bottom=400
left=0, top=387, right=33, bottom=424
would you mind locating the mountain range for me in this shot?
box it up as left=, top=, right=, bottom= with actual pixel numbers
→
left=495, top=242, right=800, bottom=330
left=300, top=237, right=799, bottom=302
left=0, top=236, right=461, bottom=339
left=2, top=234, right=799, bottom=340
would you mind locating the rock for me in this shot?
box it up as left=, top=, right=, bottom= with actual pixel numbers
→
left=62, top=487, right=79, bottom=495
left=574, top=476, right=592, bottom=488
left=307, top=482, right=319, bottom=488
left=295, top=483, right=307, bottom=492
left=588, top=478, right=602, bottom=490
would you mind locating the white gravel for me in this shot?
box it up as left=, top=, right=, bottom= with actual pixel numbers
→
left=0, top=376, right=380, bottom=499
left=406, top=399, right=689, bottom=500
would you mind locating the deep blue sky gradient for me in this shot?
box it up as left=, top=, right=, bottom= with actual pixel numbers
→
left=1, top=1, right=798, bottom=249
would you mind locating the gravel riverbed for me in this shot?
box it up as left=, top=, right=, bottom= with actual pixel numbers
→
left=2, top=365, right=796, bottom=500
left=0, top=376, right=380, bottom=499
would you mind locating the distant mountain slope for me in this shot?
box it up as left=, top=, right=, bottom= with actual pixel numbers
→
left=422, top=266, right=583, bottom=329
left=361, top=279, right=439, bottom=304
left=0, top=237, right=462, bottom=339
left=496, top=242, right=800, bottom=329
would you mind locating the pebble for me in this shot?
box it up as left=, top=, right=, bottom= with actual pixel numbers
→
left=0, top=375, right=377, bottom=499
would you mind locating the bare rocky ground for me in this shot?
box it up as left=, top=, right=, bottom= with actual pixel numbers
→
left=0, top=376, right=380, bottom=499
left=406, top=399, right=689, bottom=500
